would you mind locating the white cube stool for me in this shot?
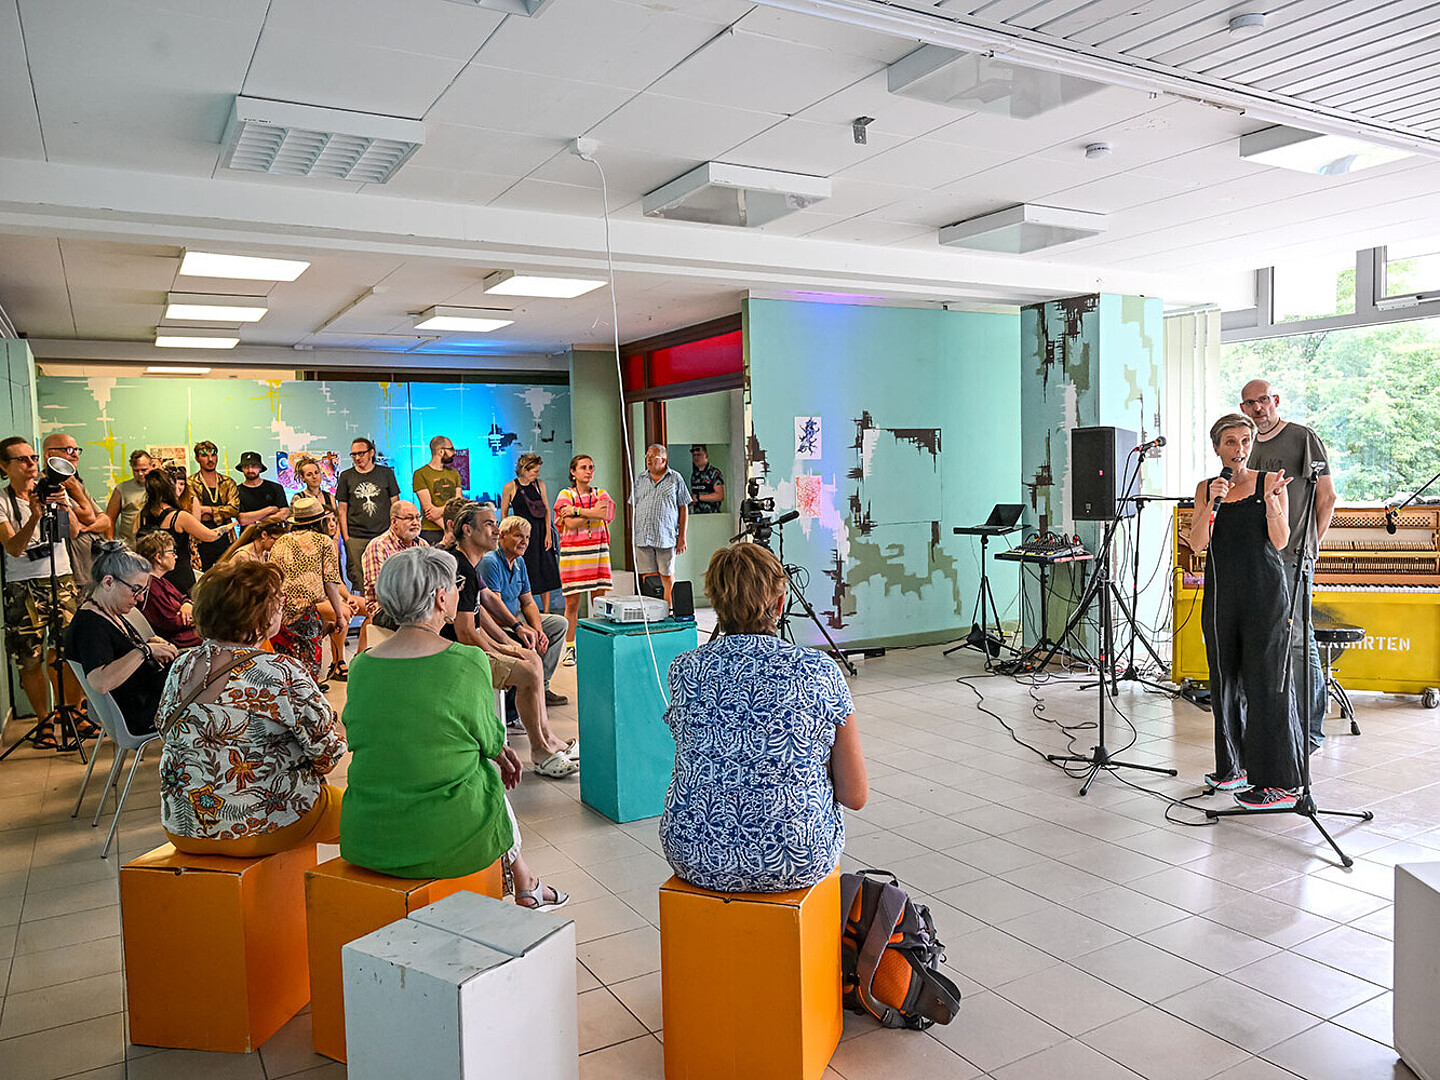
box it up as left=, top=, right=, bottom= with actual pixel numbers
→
left=1395, top=862, right=1440, bottom=1080
left=343, top=892, right=578, bottom=1080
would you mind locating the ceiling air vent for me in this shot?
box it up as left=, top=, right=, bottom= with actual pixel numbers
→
left=220, top=97, right=425, bottom=184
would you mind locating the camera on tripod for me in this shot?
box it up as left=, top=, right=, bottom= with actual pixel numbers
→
left=737, top=478, right=778, bottom=546
left=33, top=456, right=75, bottom=546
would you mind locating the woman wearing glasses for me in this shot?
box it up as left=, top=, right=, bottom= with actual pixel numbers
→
left=64, top=541, right=179, bottom=736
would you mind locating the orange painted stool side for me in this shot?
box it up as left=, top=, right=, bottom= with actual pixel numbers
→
left=305, top=855, right=504, bottom=1062
left=121, top=842, right=318, bottom=1053
left=659, top=870, right=842, bottom=1080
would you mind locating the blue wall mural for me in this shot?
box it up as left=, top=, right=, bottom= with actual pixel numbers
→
left=744, top=298, right=1022, bottom=648
left=36, top=376, right=572, bottom=517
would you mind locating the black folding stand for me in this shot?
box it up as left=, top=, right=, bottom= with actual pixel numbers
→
left=946, top=523, right=1022, bottom=661
left=1204, top=463, right=1373, bottom=867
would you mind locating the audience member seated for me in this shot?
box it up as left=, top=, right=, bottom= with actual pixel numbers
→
left=220, top=519, right=289, bottom=564
left=136, top=531, right=201, bottom=649
left=660, top=543, right=868, bottom=893
left=138, top=470, right=221, bottom=597
left=65, top=541, right=179, bottom=736
left=158, top=560, right=347, bottom=856
left=339, top=546, right=568, bottom=909
left=481, top=517, right=570, bottom=707
left=448, top=502, right=577, bottom=777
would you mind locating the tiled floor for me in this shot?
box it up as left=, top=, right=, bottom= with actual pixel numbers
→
left=0, top=639, right=1433, bottom=1079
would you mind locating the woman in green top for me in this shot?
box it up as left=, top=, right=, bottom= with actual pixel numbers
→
left=339, top=545, right=568, bottom=908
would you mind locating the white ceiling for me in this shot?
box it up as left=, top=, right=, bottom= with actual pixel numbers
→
left=1, top=0, right=1438, bottom=368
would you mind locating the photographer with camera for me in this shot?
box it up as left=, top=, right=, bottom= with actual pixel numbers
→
left=43, top=433, right=111, bottom=588
left=66, top=542, right=178, bottom=736
left=0, top=436, right=86, bottom=746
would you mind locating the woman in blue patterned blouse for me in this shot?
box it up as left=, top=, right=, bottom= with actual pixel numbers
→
left=660, top=542, right=868, bottom=893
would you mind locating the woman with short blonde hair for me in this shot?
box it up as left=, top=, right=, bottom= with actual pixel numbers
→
left=501, top=453, right=561, bottom=613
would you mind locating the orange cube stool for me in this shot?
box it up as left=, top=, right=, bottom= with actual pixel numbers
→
left=659, top=871, right=842, bottom=1080
left=305, top=855, right=504, bottom=1062
left=121, top=842, right=318, bottom=1053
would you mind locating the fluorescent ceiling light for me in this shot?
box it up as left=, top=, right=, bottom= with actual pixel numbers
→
left=180, top=250, right=310, bottom=282
left=145, top=366, right=212, bottom=375
left=888, top=45, right=1106, bottom=119
left=413, top=306, right=515, bottom=333
left=1239, top=126, right=1413, bottom=175
left=482, top=272, right=606, bottom=298
left=939, top=204, right=1107, bottom=254
left=220, top=96, right=424, bottom=184
left=164, top=293, right=268, bottom=323
left=643, top=162, right=830, bottom=228
left=154, top=329, right=240, bottom=350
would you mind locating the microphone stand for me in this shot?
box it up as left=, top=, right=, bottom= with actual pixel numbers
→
left=1205, top=462, right=1373, bottom=867
left=1384, top=468, right=1440, bottom=531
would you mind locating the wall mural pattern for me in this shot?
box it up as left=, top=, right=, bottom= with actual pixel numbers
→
left=36, top=376, right=572, bottom=519
left=744, top=298, right=1021, bottom=648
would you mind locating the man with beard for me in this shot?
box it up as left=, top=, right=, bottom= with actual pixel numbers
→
left=186, top=440, right=240, bottom=569
left=337, top=437, right=399, bottom=592
left=414, top=434, right=462, bottom=546
left=360, top=500, right=427, bottom=607
left=235, top=451, right=290, bottom=527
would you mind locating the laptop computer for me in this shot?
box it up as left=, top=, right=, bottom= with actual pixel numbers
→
left=984, top=503, right=1025, bottom=528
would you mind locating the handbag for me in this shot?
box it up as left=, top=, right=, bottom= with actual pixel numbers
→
left=157, top=649, right=262, bottom=737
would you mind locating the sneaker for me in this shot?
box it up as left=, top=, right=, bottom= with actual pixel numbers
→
left=561, top=645, right=576, bottom=667
left=1234, top=787, right=1300, bottom=810
left=1204, top=771, right=1250, bottom=792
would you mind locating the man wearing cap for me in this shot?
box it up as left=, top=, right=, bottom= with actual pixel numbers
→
left=187, top=440, right=240, bottom=569
left=235, top=451, right=290, bottom=527
left=688, top=444, right=725, bottom=514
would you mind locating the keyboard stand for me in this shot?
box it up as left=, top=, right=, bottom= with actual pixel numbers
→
left=946, top=524, right=1023, bottom=661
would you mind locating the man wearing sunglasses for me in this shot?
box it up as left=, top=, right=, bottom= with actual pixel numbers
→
left=1240, top=379, right=1337, bottom=751
left=0, top=436, right=84, bottom=743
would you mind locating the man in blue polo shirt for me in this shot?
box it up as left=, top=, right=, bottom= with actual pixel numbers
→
left=482, top=516, right=570, bottom=701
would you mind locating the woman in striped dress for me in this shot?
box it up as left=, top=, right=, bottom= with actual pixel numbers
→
left=553, top=454, right=615, bottom=666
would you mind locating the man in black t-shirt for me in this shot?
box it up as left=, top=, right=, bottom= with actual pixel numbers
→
left=235, top=451, right=290, bottom=528
left=337, top=437, right=399, bottom=591
left=689, top=444, right=725, bottom=514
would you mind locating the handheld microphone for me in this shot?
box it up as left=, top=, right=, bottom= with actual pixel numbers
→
left=1385, top=506, right=1399, bottom=535
left=1135, top=435, right=1166, bottom=453
left=1209, top=466, right=1233, bottom=521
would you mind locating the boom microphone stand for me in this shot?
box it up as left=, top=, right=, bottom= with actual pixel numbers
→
left=1204, top=462, right=1373, bottom=867
left=1110, top=493, right=1188, bottom=690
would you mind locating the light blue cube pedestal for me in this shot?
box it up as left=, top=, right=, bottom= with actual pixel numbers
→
left=576, top=617, right=698, bottom=824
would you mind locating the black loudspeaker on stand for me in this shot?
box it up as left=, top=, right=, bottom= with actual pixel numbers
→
left=1040, top=435, right=1178, bottom=795
left=1204, top=462, right=1373, bottom=867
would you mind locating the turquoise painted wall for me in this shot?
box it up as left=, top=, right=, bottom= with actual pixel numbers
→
left=1, top=339, right=38, bottom=720
left=36, top=376, right=573, bottom=518
left=1019, top=294, right=1164, bottom=647
left=744, top=298, right=1022, bottom=649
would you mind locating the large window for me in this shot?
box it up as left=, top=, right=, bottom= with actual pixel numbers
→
left=1221, top=316, right=1440, bottom=502
left=1386, top=238, right=1440, bottom=297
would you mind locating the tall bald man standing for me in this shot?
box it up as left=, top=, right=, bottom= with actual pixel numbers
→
left=1240, top=379, right=1337, bottom=750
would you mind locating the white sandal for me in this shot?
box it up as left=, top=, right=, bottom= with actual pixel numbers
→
left=563, top=738, right=580, bottom=762
left=516, top=880, right=570, bottom=910
left=532, top=751, right=578, bottom=778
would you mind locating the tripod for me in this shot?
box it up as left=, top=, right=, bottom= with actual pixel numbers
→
left=1107, top=493, right=1187, bottom=693
left=1040, top=456, right=1177, bottom=794
left=1204, top=462, right=1372, bottom=867
left=945, top=523, right=1022, bottom=661
left=0, top=512, right=89, bottom=763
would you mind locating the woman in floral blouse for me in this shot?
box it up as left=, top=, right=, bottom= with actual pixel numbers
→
left=158, top=559, right=347, bottom=856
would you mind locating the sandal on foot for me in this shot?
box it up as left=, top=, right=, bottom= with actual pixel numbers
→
left=563, top=738, right=580, bottom=762
left=326, top=661, right=348, bottom=683
left=532, top=751, right=579, bottom=779
left=73, top=717, right=102, bottom=740
left=515, top=880, right=570, bottom=910
left=26, top=719, right=61, bottom=751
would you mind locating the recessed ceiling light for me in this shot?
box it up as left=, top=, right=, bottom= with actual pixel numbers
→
left=1239, top=126, right=1412, bottom=175
left=642, top=162, right=830, bottom=228
left=482, top=272, right=606, bottom=298
left=179, top=250, right=310, bottom=282
left=413, top=306, right=515, bottom=333
left=145, top=366, right=213, bottom=375
left=1228, top=13, right=1267, bottom=37
left=154, top=328, right=240, bottom=350
left=164, top=293, right=269, bottom=323
left=939, top=204, right=1107, bottom=254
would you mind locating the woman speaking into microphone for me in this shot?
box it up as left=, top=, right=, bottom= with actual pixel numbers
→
left=1189, top=413, right=1301, bottom=809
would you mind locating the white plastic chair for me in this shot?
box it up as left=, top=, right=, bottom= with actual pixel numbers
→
left=67, top=660, right=160, bottom=859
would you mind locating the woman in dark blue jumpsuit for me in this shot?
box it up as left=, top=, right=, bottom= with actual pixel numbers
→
left=1190, top=413, right=1302, bottom=809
